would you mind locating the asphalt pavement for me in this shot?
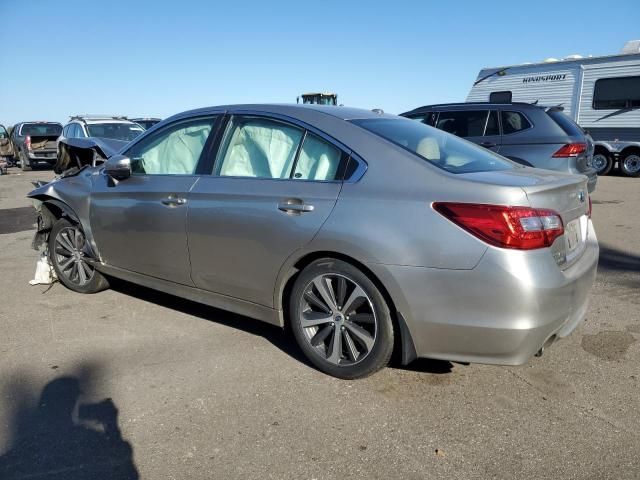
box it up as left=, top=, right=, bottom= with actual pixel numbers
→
left=0, top=168, right=638, bottom=479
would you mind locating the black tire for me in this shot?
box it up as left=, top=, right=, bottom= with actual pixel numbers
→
left=592, top=151, right=613, bottom=176
left=289, top=258, right=394, bottom=379
left=20, top=150, right=31, bottom=171
left=620, top=151, right=640, bottom=178
left=49, top=218, right=109, bottom=293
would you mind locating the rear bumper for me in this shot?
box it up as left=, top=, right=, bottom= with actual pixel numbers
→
left=368, top=220, right=599, bottom=365
left=27, top=152, right=56, bottom=165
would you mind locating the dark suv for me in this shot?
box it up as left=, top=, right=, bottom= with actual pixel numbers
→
left=401, top=103, right=597, bottom=192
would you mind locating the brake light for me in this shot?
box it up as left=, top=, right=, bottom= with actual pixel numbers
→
left=552, top=143, right=586, bottom=158
left=588, top=196, right=592, bottom=218
left=433, top=203, right=564, bottom=250
left=25, top=135, right=31, bottom=150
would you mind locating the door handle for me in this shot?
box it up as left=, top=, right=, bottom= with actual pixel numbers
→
left=278, top=200, right=315, bottom=213
left=480, top=141, right=496, bottom=148
left=161, top=196, right=187, bottom=206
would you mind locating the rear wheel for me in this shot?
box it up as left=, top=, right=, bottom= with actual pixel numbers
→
left=49, top=218, right=109, bottom=293
left=20, top=151, right=31, bottom=171
left=592, top=151, right=612, bottom=176
left=289, top=258, right=394, bottom=379
left=620, top=152, right=640, bottom=178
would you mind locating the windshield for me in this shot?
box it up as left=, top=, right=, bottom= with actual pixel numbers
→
left=87, top=123, right=145, bottom=141
left=352, top=118, right=516, bottom=174
left=134, top=120, right=159, bottom=130
left=20, top=123, right=62, bottom=136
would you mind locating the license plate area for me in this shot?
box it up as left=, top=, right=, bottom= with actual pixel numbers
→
left=565, top=218, right=581, bottom=252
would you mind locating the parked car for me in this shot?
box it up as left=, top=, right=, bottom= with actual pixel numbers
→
left=401, top=102, right=598, bottom=192
left=28, top=105, right=598, bottom=379
left=58, top=116, right=145, bottom=156
left=11, top=121, right=63, bottom=171
left=0, top=124, right=15, bottom=166
left=130, top=117, right=161, bottom=130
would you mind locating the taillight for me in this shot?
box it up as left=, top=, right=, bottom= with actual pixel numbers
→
left=25, top=135, right=32, bottom=150
left=552, top=143, right=586, bottom=158
left=588, top=196, right=592, bottom=218
left=433, top=203, right=564, bottom=250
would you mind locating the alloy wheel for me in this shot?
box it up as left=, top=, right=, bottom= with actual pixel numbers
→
left=592, top=153, right=609, bottom=173
left=623, top=154, right=640, bottom=174
left=54, top=226, right=95, bottom=286
left=298, top=273, right=377, bottom=366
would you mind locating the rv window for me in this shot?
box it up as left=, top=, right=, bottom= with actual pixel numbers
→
left=489, top=91, right=512, bottom=103
left=501, top=111, right=532, bottom=135
left=435, top=110, right=488, bottom=137
left=593, top=76, right=640, bottom=110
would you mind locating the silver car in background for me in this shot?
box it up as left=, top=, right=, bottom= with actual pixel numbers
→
left=28, top=105, right=599, bottom=379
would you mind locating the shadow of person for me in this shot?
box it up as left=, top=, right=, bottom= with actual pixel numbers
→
left=0, top=375, right=138, bottom=480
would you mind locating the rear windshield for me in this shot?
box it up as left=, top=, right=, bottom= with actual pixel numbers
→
left=87, top=123, right=144, bottom=141
left=548, top=110, right=584, bottom=136
left=20, top=123, right=62, bottom=136
left=351, top=118, right=515, bottom=174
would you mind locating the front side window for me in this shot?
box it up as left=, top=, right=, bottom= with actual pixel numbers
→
left=128, top=118, right=215, bottom=175
left=485, top=111, right=499, bottom=136
left=435, top=111, right=489, bottom=138
left=217, top=117, right=304, bottom=179
left=593, top=76, right=640, bottom=109
left=501, top=111, right=532, bottom=134
left=352, top=118, right=515, bottom=174
left=409, top=112, right=437, bottom=127
left=87, top=122, right=145, bottom=141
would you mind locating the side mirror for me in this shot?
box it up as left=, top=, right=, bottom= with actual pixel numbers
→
left=104, top=154, right=131, bottom=181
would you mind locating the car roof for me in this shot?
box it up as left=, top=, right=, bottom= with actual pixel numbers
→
left=168, top=104, right=398, bottom=123
left=402, top=102, right=545, bottom=115
left=70, top=118, right=139, bottom=125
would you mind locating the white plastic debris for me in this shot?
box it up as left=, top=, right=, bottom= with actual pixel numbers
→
left=29, top=251, right=57, bottom=285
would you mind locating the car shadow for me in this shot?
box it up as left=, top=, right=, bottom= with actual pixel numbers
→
left=598, top=244, right=640, bottom=273
left=108, top=278, right=312, bottom=367
left=392, top=358, right=455, bottom=374
left=0, top=363, right=138, bottom=480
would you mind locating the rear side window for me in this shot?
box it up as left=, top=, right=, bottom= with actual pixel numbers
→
left=547, top=110, right=584, bottom=136
left=0, top=126, right=7, bottom=139
left=485, top=111, right=499, bottom=136
left=593, top=76, right=640, bottom=109
left=435, top=110, right=488, bottom=137
left=217, top=117, right=304, bottom=179
left=352, top=118, right=515, bottom=174
left=293, top=133, right=342, bottom=181
left=501, top=111, right=532, bottom=135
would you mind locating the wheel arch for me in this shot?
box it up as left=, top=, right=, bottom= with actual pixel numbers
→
left=276, top=250, right=418, bottom=366
left=621, top=145, right=640, bottom=157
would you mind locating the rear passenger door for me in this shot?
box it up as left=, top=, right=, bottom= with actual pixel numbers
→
left=187, top=115, right=347, bottom=308
left=435, top=110, right=501, bottom=153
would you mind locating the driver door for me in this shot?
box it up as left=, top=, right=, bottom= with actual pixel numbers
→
left=89, top=116, right=218, bottom=285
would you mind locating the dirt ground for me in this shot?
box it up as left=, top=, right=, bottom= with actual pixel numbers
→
left=1, top=168, right=638, bottom=479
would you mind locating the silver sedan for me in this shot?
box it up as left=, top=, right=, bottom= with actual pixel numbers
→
left=29, top=105, right=599, bottom=379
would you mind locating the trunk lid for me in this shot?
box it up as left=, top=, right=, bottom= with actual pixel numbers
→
left=460, top=167, right=591, bottom=268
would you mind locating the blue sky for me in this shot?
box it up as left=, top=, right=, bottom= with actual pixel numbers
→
left=0, top=0, right=637, bottom=125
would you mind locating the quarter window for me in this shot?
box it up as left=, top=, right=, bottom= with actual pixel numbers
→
left=435, top=110, right=489, bottom=138
left=593, top=76, right=640, bottom=109
left=217, top=117, right=303, bottom=179
left=293, top=133, right=342, bottom=181
left=128, top=118, right=215, bottom=175
left=501, top=111, right=532, bottom=134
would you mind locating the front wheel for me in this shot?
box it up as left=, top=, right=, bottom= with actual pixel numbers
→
left=592, top=152, right=613, bottom=176
left=49, top=218, right=109, bottom=293
left=620, top=152, right=640, bottom=177
left=289, top=258, right=394, bottom=379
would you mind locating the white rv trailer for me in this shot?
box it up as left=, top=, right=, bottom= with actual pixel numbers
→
left=467, top=40, right=640, bottom=177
